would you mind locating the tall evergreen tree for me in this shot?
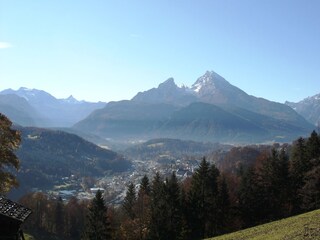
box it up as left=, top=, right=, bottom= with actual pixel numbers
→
left=291, top=137, right=310, bottom=178
left=188, top=158, right=220, bottom=239
left=207, top=163, right=220, bottom=236
left=290, top=137, right=310, bottom=213
left=165, top=172, right=182, bottom=240
left=139, top=175, right=151, bottom=196
left=300, top=165, right=320, bottom=211
left=259, top=148, right=290, bottom=220
left=306, top=130, right=320, bottom=160
left=122, top=182, right=136, bottom=220
left=238, top=166, right=265, bottom=227
left=83, top=190, right=111, bottom=240
left=216, top=176, right=230, bottom=235
left=179, top=186, right=191, bottom=240
left=149, top=172, right=167, bottom=240
left=277, top=148, right=291, bottom=216
left=135, top=175, right=151, bottom=240
left=188, top=158, right=210, bottom=239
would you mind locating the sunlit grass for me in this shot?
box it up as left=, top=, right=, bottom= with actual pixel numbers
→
left=208, top=209, right=320, bottom=240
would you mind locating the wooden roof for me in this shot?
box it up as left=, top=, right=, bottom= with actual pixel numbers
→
left=0, top=195, right=32, bottom=223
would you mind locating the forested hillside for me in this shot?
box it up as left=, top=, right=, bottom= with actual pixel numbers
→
left=10, top=127, right=131, bottom=199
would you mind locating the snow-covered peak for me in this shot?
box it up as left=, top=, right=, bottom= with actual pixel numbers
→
left=191, top=71, right=224, bottom=94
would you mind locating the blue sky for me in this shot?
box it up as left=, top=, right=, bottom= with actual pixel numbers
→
left=1, top=0, right=320, bottom=103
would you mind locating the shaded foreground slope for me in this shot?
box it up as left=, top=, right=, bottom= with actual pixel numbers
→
left=208, top=209, right=320, bottom=240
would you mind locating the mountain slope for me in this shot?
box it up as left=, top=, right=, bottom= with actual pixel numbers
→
left=0, top=87, right=106, bottom=127
left=74, top=100, right=179, bottom=139
left=286, top=93, right=320, bottom=126
left=156, top=102, right=267, bottom=142
left=16, top=127, right=131, bottom=175
left=10, top=126, right=131, bottom=199
left=0, top=94, right=43, bottom=126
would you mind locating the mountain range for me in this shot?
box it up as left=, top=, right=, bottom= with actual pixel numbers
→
left=0, top=87, right=106, bottom=127
left=0, top=71, right=317, bottom=144
left=74, top=71, right=314, bottom=143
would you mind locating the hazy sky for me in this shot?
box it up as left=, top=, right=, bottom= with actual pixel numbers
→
left=1, top=1, right=320, bottom=103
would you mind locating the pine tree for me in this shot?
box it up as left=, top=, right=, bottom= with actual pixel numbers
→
left=122, top=182, right=136, bottom=220
left=238, top=167, right=265, bottom=227
left=188, top=158, right=220, bottom=239
left=290, top=137, right=310, bottom=213
left=259, top=148, right=290, bottom=220
left=216, top=176, right=230, bottom=234
left=135, top=175, right=151, bottom=240
left=300, top=165, right=320, bottom=211
left=139, top=175, right=151, bottom=196
left=291, top=137, right=310, bottom=177
left=149, top=172, right=167, bottom=240
left=179, top=186, right=190, bottom=240
left=306, top=130, right=320, bottom=160
left=165, top=172, right=182, bottom=240
left=207, top=163, right=220, bottom=237
left=83, top=190, right=111, bottom=240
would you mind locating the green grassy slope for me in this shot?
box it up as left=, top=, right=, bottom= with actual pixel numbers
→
left=208, top=209, right=320, bottom=240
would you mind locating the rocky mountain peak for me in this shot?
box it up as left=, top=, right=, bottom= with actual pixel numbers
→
left=64, top=95, right=80, bottom=104
left=131, top=77, right=197, bottom=105
left=158, top=77, right=177, bottom=89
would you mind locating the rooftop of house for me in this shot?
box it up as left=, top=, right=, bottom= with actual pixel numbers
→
left=0, top=195, right=32, bottom=223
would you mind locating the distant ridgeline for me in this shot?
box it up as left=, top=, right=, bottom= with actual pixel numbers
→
left=0, top=87, right=105, bottom=127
